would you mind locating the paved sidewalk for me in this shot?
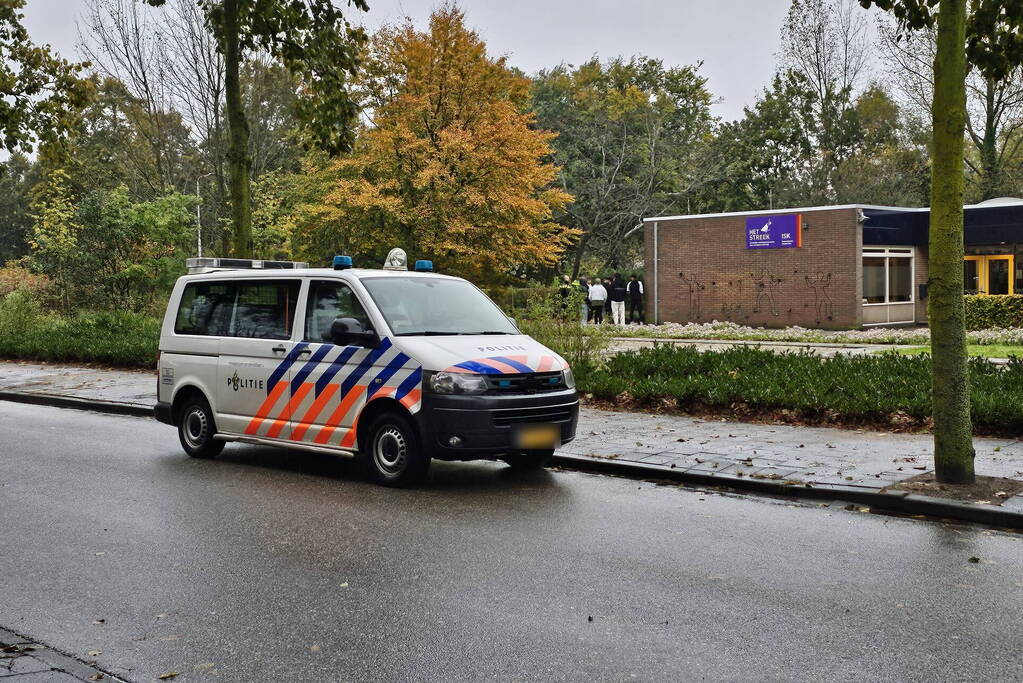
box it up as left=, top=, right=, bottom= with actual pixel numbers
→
left=3, top=360, right=1023, bottom=523
left=0, top=361, right=153, bottom=412
left=562, top=408, right=1023, bottom=506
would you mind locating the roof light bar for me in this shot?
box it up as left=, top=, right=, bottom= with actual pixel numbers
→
left=185, top=257, right=309, bottom=274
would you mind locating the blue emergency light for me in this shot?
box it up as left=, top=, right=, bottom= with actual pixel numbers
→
left=333, top=255, right=353, bottom=270
left=414, top=260, right=433, bottom=272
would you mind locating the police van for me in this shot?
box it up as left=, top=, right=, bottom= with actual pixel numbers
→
left=154, top=250, right=579, bottom=486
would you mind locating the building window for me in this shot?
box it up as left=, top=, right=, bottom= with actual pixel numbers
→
left=863, top=248, right=914, bottom=305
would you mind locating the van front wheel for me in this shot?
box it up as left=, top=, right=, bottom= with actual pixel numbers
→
left=363, top=412, right=429, bottom=487
left=177, top=396, right=224, bottom=459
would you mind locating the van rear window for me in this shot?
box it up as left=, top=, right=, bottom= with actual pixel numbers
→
left=175, top=280, right=300, bottom=339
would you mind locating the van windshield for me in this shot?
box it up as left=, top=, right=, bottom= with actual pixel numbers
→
left=360, top=276, right=518, bottom=336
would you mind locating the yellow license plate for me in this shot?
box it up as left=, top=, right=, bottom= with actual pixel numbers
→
left=513, top=424, right=561, bottom=449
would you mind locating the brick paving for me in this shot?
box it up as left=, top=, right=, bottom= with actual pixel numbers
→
left=565, top=407, right=1023, bottom=497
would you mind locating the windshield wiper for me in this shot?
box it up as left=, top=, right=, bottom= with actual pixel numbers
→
left=394, top=331, right=457, bottom=336
left=395, top=330, right=516, bottom=336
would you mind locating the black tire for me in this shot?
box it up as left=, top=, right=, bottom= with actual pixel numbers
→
left=177, top=395, right=225, bottom=459
left=362, top=412, right=430, bottom=487
left=504, top=449, right=554, bottom=471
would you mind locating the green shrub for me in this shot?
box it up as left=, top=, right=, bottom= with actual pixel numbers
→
left=518, top=286, right=612, bottom=380
left=0, top=287, right=44, bottom=334
left=580, top=345, right=1023, bottom=432
left=0, top=290, right=159, bottom=367
left=964, top=294, right=1023, bottom=329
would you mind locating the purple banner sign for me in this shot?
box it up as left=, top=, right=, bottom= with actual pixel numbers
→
left=745, top=214, right=803, bottom=249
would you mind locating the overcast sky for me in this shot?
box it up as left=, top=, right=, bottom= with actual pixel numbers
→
left=20, top=0, right=875, bottom=122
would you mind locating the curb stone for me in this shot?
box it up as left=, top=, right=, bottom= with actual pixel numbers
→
left=550, top=453, right=1023, bottom=531
left=0, top=390, right=152, bottom=418
left=1, top=626, right=129, bottom=682
left=2, top=388, right=1019, bottom=531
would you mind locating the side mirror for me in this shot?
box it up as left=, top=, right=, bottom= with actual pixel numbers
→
left=330, top=317, right=380, bottom=348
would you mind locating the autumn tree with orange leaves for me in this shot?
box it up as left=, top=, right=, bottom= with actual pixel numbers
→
left=292, top=6, right=576, bottom=283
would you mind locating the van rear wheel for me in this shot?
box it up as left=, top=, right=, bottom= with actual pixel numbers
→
left=177, top=396, right=224, bottom=459
left=363, top=412, right=430, bottom=487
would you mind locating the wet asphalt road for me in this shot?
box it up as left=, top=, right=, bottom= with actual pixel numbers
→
left=1, top=403, right=1022, bottom=682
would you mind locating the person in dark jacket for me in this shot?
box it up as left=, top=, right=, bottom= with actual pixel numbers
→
left=627, top=274, right=645, bottom=324
left=609, top=273, right=628, bottom=325
left=558, top=275, right=571, bottom=318
left=578, top=277, right=590, bottom=323
left=602, top=277, right=613, bottom=320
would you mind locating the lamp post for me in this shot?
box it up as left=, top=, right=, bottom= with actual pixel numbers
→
left=195, top=171, right=214, bottom=257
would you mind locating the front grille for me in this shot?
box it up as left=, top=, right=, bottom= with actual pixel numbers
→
left=485, top=371, right=564, bottom=394
left=492, top=403, right=575, bottom=426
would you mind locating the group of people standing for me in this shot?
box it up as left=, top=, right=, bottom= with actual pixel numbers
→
left=571, top=273, right=644, bottom=325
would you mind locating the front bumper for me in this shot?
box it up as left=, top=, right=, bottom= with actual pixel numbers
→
left=415, top=389, right=579, bottom=461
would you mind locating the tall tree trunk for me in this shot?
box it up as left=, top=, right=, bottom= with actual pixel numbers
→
left=930, top=0, right=975, bottom=484
left=570, top=232, right=591, bottom=280
left=223, top=0, right=252, bottom=258
left=980, top=77, right=1000, bottom=200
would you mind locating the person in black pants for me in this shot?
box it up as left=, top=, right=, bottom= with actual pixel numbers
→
left=588, top=277, right=607, bottom=324
left=578, top=277, right=590, bottom=323
left=558, top=275, right=571, bottom=319
left=627, top=274, right=645, bottom=324
left=602, top=277, right=613, bottom=321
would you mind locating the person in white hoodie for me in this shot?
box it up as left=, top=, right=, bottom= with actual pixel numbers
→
left=587, top=277, right=607, bottom=324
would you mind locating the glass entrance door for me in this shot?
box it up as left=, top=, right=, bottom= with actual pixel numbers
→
left=987, top=256, right=1013, bottom=295
left=964, top=257, right=982, bottom=295
left=963, top=255, right=1015, bottom=295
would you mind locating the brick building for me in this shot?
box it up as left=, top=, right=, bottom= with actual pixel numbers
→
left=643, top=199, right=1023, bottom=329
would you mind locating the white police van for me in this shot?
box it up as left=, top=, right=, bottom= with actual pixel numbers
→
left=154, top=250, right=578, bottom=486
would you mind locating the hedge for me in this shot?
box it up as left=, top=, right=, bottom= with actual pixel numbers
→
left=579, top=345, right=1023, bottom=433
left=964, top=294, right=1023, bottom=329
left=0, top=290, right=160, bottom=367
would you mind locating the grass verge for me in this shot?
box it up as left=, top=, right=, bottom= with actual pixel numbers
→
left=888, top=344, right=1023, bottom=359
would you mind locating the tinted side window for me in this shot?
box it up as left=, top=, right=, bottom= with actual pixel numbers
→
left=175, top=282, right=235, bottom=336
left=231, top=281, right=301, bottom=339
left=304, top=281, right=371, bottom=342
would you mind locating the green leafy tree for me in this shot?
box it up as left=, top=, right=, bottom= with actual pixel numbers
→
left=878, top=17, right=1023, bottom=200
left=832, top=85, right=931, bottom=206
left=860, top=0, right=1023, bottom=484
left=28, top=169, right=81, bottom=313
left=250, top=169, right=299, bottom=260
left=703, top=72, right=818, bottom=211
left=141, top=0, right=368, bottom=258
left=74, top=187, right=196, bottom=310
left=532, top=56, right=715, bottom=276
left=0, top=153, right=39, bottom=263
left=55, top=77, right=198, bottom=200
left=0, top=0, right=90, bottom=153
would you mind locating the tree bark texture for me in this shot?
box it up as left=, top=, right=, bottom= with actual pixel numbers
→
left=929, top=0, right=975, bottom=484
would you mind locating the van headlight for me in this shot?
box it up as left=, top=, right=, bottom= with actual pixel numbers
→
left=427, top=371, right=488, bottom=394
left=562, top=367, right=575, bottom=389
